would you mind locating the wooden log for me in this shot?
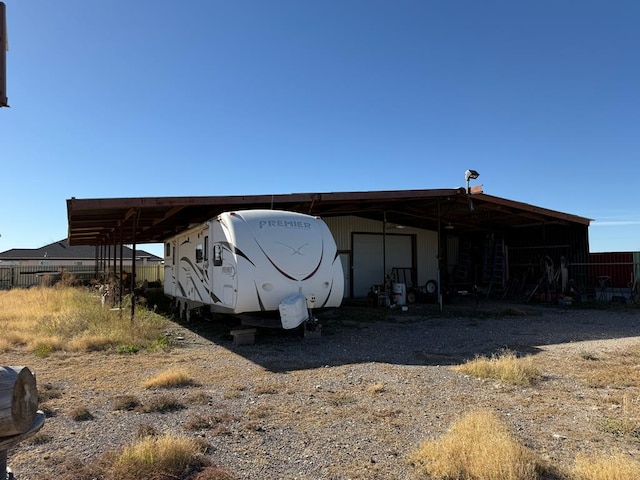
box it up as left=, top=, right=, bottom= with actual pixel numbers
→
left=0, top=367, right=38, bottom=437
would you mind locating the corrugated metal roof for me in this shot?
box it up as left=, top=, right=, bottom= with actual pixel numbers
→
left=66, top=188, right=592, bottom=247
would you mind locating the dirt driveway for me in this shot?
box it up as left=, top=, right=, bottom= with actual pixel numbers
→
left=5, top=301, right=640, bottom=479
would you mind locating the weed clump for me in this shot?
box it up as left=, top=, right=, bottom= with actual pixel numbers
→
left=453, top=350, right=541, bottom=386
left=143, top=369, right=197, bottom=389
left=410, top=409, right=542, bottom=480
left=193, top=465, right=236, bottom=480
left=184, top=413, right=221, bottom=431
left=113, top=395, right=141, bottom=411
left=109, top=433, right=206, bottom=480
left=70, top=407, right=94, bottom=422
left=573, top=452, right=640, bottom=480
left=139, top=395, right=184, bottom=413
left=366, top=383, right=386, bottom=394
left=136, top=423, right=158, bottom=439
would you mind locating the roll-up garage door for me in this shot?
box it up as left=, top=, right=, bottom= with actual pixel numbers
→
left=352, top=233, right=412, bottom=297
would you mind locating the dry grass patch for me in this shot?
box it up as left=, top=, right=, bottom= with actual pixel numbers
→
left=410, top=409, right=545, bottom=480
left=323, top=391, right=357, bottom=407
left=253, top=380, right=285, bottom=395
left=579, top=350, right=599, bottom=361
left=366, top=382, right=386, bottom=394
left=57, top=454, right=112, bottom=480
left=372, top=407, right=402, bottom=420
left=109, top=433, right=206, bottom=480
left=597, top=393, right=640, bottom=437
left=184, top=414, right=218, bottom=431
left=113, top=395, right=141, bottom=411
left=29, top=336, right=64, bottom=357
left=70, top=407, right=94, bottom=421
left=52, top=432, right=225, bottom=480
left=67, top=333, right=122, bottom=352
left=579, top=342, right=640, bottom=389
left=193, top=465, right=236, bottom=480
left=244, top=404, right=273, bottom=419
left=143, top=369, right=197, bottom=389
left=585, top=365, right=640, bottom=389
left=0, top=336, right=12, bottom=352
left=573, top=452, right=640, bottom=480
left=38, top=383, right=63, bottom=402
left=136, top=423, right=159, bottom=439
left=223, top=384, right=246, bottom=399
left=187, top=391, right=214, bottom=405
left=585, top=365, right=640, bottom=388
left=25, top=432, right=53, bottom=445
left=139, top=394, right=185, bottom=413
left=453, top=350, right=541, bottom=386
left=184, top=413, right=230, bottom=432
left=599, top=416, right=640, bottom=437
left=0, top=286, right=168, bottom=354
left=0, top=331, right=29, bottom=348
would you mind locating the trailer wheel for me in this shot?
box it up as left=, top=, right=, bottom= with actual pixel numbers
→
left=170, top=299, right=180, bottom=319
left=425, top=280, right=438, bottom=296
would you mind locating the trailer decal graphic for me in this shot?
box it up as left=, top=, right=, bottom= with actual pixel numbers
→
left=254, top=284, right=266, bottom=311
left=273, top=241, right=309, bottom=256
left=180, top=257, right=204, bottom=283
left=253, top=241, right=319, bottom=281
left=219, top=242, right=255, bottom=267
left=302, top=247, right=324, bottom=281
left=187, top=276, right=205, bottom=301
left=261, top=252, right=298, bottom=280
left=180, top=257, right=207, bottom=301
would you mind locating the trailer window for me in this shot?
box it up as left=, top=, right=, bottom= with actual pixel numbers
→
left=213, top=244, right=222, bottom=266
left=196, top=243, right=204, bottom=263
left=204, top=236, right=209, bottom=261
left=165, top=243, right=171, bottom=257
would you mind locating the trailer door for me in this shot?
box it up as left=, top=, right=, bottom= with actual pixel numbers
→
left=211, top=221, right=238, bottom=309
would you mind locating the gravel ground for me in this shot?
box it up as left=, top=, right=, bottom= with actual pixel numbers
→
left=4, top=300, right=640, bottom=479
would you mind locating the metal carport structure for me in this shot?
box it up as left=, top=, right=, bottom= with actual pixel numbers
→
left=67, top=187, right=592, bottom=309
left=67, top=187, right=590, bottom=247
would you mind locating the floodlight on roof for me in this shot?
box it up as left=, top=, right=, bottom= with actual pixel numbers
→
left=465, top=169, right=480, bottom=181
left=465, top=169, right=480, bottom=194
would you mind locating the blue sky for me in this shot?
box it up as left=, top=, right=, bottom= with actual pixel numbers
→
left=1, top=0, right=639, bottom=257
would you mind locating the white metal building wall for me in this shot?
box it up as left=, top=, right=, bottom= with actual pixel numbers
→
left=323, top=215, right=439, bottom=293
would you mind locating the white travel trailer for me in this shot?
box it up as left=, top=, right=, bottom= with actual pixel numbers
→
left=163, top=209, right=344, bottom=329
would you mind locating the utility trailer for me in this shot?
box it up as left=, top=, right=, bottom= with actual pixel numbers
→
left=163, top=209, right=344, bottom=329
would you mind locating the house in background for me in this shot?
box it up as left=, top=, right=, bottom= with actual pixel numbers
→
left=0, top=239, right=163, bottom=289
left=0, top=239, right=162, bottom=267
